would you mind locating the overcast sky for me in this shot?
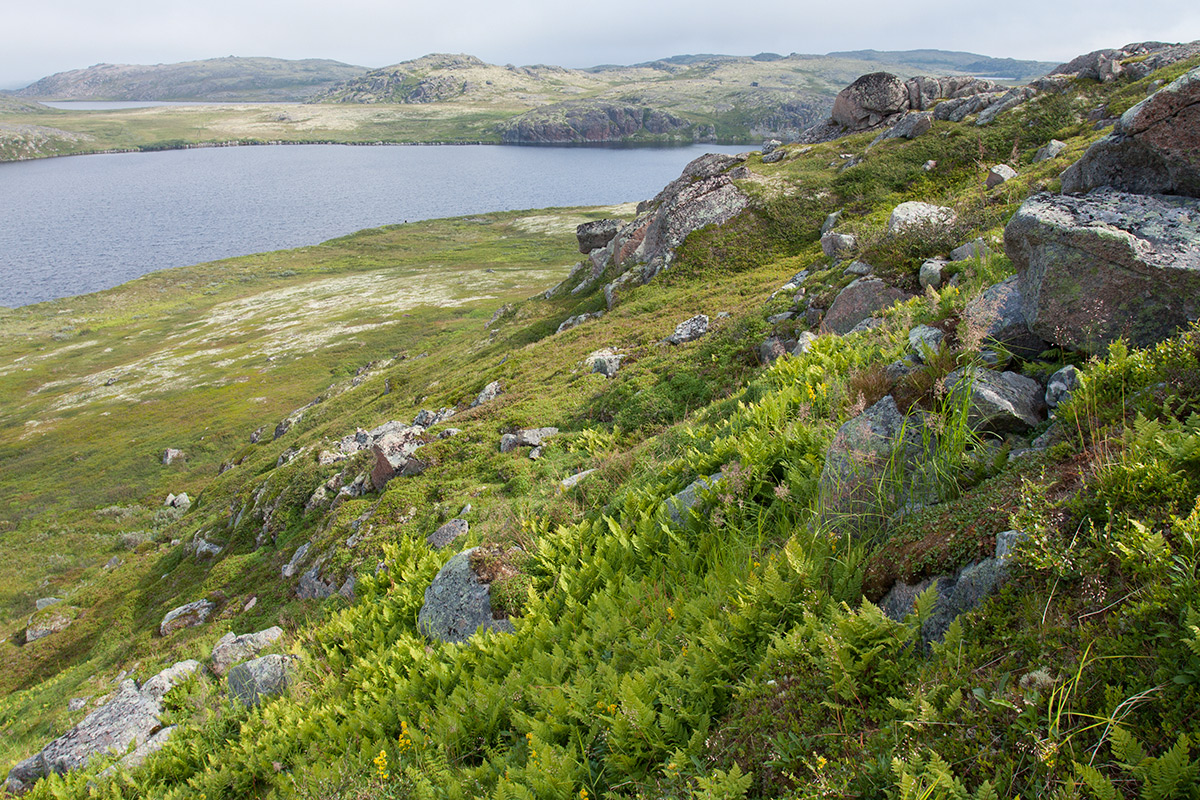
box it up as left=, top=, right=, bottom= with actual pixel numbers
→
left=3, top=0, right=1198, bottom=89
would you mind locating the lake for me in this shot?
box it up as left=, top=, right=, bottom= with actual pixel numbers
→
left=0, top=142, right=748, bottom=308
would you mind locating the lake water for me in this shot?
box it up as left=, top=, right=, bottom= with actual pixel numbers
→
left=0, top=142, right=747, bottom=308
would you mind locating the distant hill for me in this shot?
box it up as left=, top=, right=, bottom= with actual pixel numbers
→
left=827, top=49, right=1059, bottom=81
left=14, top=56, right=367, bottom=101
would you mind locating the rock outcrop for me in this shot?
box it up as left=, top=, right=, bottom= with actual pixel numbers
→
left=576, top=219, right=621, bottom=254
left=5, top=661, right=201, bottom=794
left=1005, top=190, right=1200, bottom=353
left=498, top=101, right=692, bottom=144
left=159, top=600, right=214, bottom=637
left=1060, top=67, right=1200, bottom=198
left=962, top=276, right=1046, bottom=359
left=417, top=548, right=515, bottom=644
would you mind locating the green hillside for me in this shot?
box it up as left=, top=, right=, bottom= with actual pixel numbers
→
left=2, top=48, right=1200, bottom=800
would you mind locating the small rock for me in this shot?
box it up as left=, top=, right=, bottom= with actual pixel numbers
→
left=986, top=164, right=1017, bottom=188
left=1045, top=365, right=1080, bottom=408
left=159, top=600, right=215, bottom=637
left=792, top=332, right=818, bottom=355
left=161, top=449, right=185, bottom=466
left=887, top=201, right=957, bottom=235
left=995, top=530, right=1027, bottom=561
left=227, top=654, right=299, bottom=706
left=427, top=519, right=469, bottom=549
left=297, top=566, right=335, bottom=600
left=499, top=434, right=519, bottom=453
left=950, top=238, right=989, bottom=262
left=761, top=149, right=786, bottom=163
left=561, top=469, right=597, bottom=490
left=25, top=606, right=76, bottom=642
left=516, top=427, right=558, bottom=447
left=821, top=211, right=842, bottom=236
left=1033, top=139, right=1067, bottom=162
left=588, top=349, right=624, bottom=377
left=529, top=446, right=543, bottom=460
left=762, top=139, right=782, bottom=154
left=35, top=597, right=63, bottom=611
left=908, top=325, right=945, bottom=361
left=281, top=543, right=309, bottom=578
left=413, top=408, right=455, bottom=428
left=665, top=473, right=723, bottom=526
left=766, top=312, right=795, bottom=325
left=67, top=698, right=88, bottom=712
left=665, top=314, right=709, bottom=345
left=470, top=381, right=502, bottom=408
left=919, top=259, right=947, bottom=289
left=922, top=160, right=937, bottom=171
left=843, top=260, right=873, bottom=276
left=820, top=232, right=856, bottom=258
left=758, top=336, right=794, bottom=365
left=211, top=627, right=285, bottom=676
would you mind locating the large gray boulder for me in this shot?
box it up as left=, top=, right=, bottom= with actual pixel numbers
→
left=4, top=661, right=201, bottom=794
left=159, top=600, right=214, bottom=637
left=943, top=367, right=1046, bottom=432
left=962, top=276, right=1046, bottom=359
left=576, top=219, right=621, bottom=254
left=417, top=548, right=515, bottom=644
left=210, top=627, right=285, bottom=676
left=818, top=396, right=933, bottom=535
left=227, top=654, right=299, bottom=706
left=820, top=278, right=910, bottom=335
left=1005, top=190, right=1200, bottom=353
left=1061, top=67, right=1200, bottom=198
left=832, top=72, right=910, bottom=130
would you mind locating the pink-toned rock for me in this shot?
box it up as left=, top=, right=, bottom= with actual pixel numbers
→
left=820, top=278, right=911, bottom=335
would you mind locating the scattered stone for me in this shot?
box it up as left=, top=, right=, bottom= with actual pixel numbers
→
left=919, top=258, right=948, bottom=290
left=1005, top=190, right=1200, bottom=353
left=962, top=276, right=1047, bottom=359
left=943, top=367, right=1046, bottom=432
left=499, top=434, right=518, bottom=453
left=1033, top=139, right=1067, bottom=163
left=428, top=520, right=469, bottom=549
left=413, top=408, right=456, bottom=428
left=922, top=160, right=937, bottom=171
left=1045, top=365, right=1080, bottom=408
left=576, top=219, right=621, bottom=254
left=792, top=332, right=818, bottom=356
left=665, top=473, right=723, bottom=526
left=588, top=349, right=624, bottom=377
left=190, top=536, right=221, bottom=559
left=104, top=556, right=121, bottom=570
left=758, top=336, right=794, bottom=365
left=995, top=530, right=1028, bottom=561
left=986, top=164, right=1017, bottom=188
left=820, top=231, right=856, bottom=258
left=818, top=396, right=932, bottom=536
left=821, top=211, right=842, bottom=236
left=887, top=201, right=957, bottom=234
left=516, top=428, right=558, bottom=447
left=471, top=381, right=502, bottom=408
left=762, top=139, right=782, bottom=155
left=843, top=260, right=873, bottom=276
left=67, top=698, right=88, bottom=712
left=561, top=469, right=597, bottom=490
left=417, top=548, right=515, bottom=644
left=35, top=597, right=63, bottom=611
left=950, top=238, right=989, bottom=262
left=282, top=544, right=309, bottom=578
left=908, top=325, right=945, bottom=361
left=159, top=600, right=214, bottom=637
left=557, top=311, right=604, bottom=334
left=766, top=312, right=795, bottom=324
left=820, top=278, right=910, bottom=335
left=761, top=149, right=785, bottom=163
left=438, top=428, right=462, bottom=439
left=228, top=654, right=299, bottom=706
left=665, top=314, right=709, bottom=344
left=529, top=446, right=543, bottom=460
left=297, top=566, right=336, bottom=600
left=848, top=317, right=885, bottom=335
left=141, top=660, right=203, bottom=701
left=161, top=449, right=185, bottom=466
left=24, top=606, right=76, bottom=643
left=1061, top=66, right=1200, bottom=197
left=211, top=627, right=285, bottom=676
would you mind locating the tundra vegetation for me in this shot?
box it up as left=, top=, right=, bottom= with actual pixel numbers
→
left=1, top=47, right=1199, bottom=800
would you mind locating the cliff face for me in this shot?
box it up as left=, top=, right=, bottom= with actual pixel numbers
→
left=496, top=101, right=697, bottom=143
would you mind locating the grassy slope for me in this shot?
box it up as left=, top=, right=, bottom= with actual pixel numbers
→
left=3, top=55, right=1200, bottom=799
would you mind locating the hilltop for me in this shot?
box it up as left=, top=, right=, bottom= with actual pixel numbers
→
left=2, top=39, right=1200, bottom=800
left=12, top=57, right=367, bottom=102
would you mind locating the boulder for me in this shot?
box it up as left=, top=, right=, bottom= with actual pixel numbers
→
left=370, top=427, right=428, bottom=488
left=1045, top=364, right=1081, bottom=408
left=832, top=72, right=910, bottom=130
left=887, top=201, right=957, bottom=234
left=211, top=627, right=285, bottom=676
left=1005, top=190, right=1200, bottom=353
left=820, top=231, right=857, bottom=258
left=665, top=314, right=710, bottom=344
left=413, top=408, right=455, bottom=428
left=665, top=473, right=723, bottom=526
left=758, top=336, right=794, bottom=365
left=762, top=139, right=782, bottom=155
left=792, top=331, right=818, bottom=356
left=499, top=434, right=519, bottom=453
left=589, top=349, right=624, bottom=377
left=843, top=260, right=873, bottom=277
left=159, top=600, right=214, bottom=637
left=820, top=278, right=910, bottom=335
left=1060, top=67, right=1200, bottom=198
left=919, top=258, right=948, bottom=289
left=870, top=110, right=933, bottom=146
left=169, top=492, right=191, bottom=509
left=962, top=276, right=1047, bottom=359
left=227, top=654, right=299, bottom=706
left=161, top=449, right=185, bottom=466
left=950, top=238, right=989, bottom=262
left=417, top=548, right=515, bottom=644
left=817, top=396, right=933, bottom=535
left=943, top=367, right=1046, bottom=432
left=1033, top=139, right=1067, bottom=163
left=470, top=380, right=502, bottom=408
left=576, top=219, right=621, bottom=254
left=4, top=662, right=200, bottom=794
left=24, top=606, right=76, bottom=643
left=297, top=566, right=336, bottom=600
left=427, top=519, right=469, bottom=549
left=908, top=325, right=945, bottom=361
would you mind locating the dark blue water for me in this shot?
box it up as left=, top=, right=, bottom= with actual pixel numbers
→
left=0, top=143, right=747, bottom=307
